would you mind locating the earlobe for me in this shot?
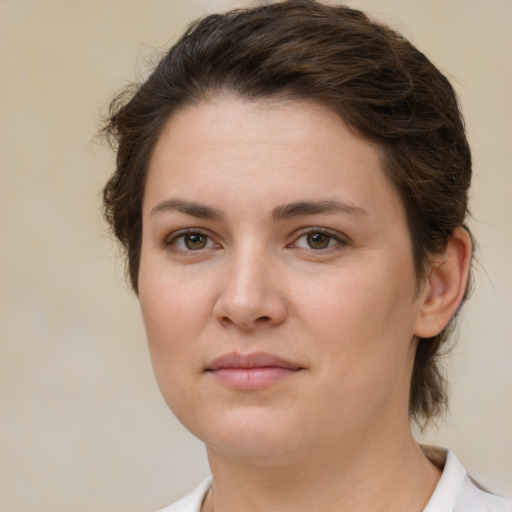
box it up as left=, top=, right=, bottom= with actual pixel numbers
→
left=414, top=227, right=473, bottom=338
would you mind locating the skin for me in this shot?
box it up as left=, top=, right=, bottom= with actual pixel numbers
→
left=138, top=97, right=471, bottom=511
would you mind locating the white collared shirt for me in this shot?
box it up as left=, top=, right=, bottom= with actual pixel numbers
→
left=159, top=449, right=511, bottom=512
left=423, top=448, right=510, bottom=512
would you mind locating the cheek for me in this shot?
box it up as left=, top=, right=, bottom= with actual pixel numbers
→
left=298, top=262, right=415, bottom=339
left=137, top=260, right=214, bottom=396
left=297, top=260, right=418, bottom=384
left=139, top=292, right=205, bottom=430
left=139, top=256, right=212, bottom=342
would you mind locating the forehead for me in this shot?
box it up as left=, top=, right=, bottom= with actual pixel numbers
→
left=144, top=96, right=402, bottom=224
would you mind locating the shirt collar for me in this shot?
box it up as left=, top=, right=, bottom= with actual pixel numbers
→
left=422, top=446, right=467, bottom=512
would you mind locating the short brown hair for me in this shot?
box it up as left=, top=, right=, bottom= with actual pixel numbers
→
left=102, top=0, right=472, bottom=425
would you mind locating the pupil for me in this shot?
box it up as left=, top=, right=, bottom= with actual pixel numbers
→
left=186, top=233, right=206, bottom=249
left=308, top=232, right=329, bottom=249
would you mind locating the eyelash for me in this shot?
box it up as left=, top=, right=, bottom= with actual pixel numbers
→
left=164, top=229, right=220, bottom=252
left=288, top=228, right=347, bottom=251
left=163, top=227, right=348, bottom=254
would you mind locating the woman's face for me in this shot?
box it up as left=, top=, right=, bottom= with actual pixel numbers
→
left=139, top=97, right=427, bottom=464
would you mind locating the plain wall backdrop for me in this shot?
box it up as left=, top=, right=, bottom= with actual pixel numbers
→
left=1, top=1, right=510, bottom=511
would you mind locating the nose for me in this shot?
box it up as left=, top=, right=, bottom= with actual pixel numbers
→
left=213, top=248, right=288, bottom=330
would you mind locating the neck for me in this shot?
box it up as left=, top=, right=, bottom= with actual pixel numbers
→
left=203, top=423, right=440, bottom=512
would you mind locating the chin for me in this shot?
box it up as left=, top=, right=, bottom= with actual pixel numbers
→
left=190, top=407, right=310, bottom=465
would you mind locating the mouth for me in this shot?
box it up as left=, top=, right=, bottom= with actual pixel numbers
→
left=205, top=352, right=304, bottom=390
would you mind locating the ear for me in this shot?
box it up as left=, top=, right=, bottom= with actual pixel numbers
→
left=414, top=227, right=473, bottom=338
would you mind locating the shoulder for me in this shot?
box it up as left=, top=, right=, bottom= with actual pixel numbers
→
left=158, top=477, right=212, bottom=512
left=423, top=447, right=511, bottom=512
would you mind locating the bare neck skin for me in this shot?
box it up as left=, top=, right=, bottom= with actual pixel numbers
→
left=203, top=418, right=441, bottom=512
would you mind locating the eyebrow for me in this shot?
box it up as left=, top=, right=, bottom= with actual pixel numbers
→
left=150, top=199, right=223, bottom=220
left=272, top=199, right=368, bottom=221
left=149, top=198, right=368, bottom=221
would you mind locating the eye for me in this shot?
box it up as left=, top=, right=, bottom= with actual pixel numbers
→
left=167, top=231, right=218, bottom=251
left=291, top=230, right=344, bottom=250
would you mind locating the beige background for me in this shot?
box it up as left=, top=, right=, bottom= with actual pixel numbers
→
left=1, top=1, right=510, bottom=511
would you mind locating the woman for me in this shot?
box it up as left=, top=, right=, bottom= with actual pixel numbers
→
left=102, top=1, right=511, bottom=510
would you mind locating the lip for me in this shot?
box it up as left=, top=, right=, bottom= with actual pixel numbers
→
left=205, top=352, right=304, bottom=390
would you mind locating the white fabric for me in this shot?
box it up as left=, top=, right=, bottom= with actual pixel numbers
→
left=159, top=477, right=212, bottom=512
left=422, top=448, right=511, bottom=512
left=158, top=448, right=511, bottom=512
